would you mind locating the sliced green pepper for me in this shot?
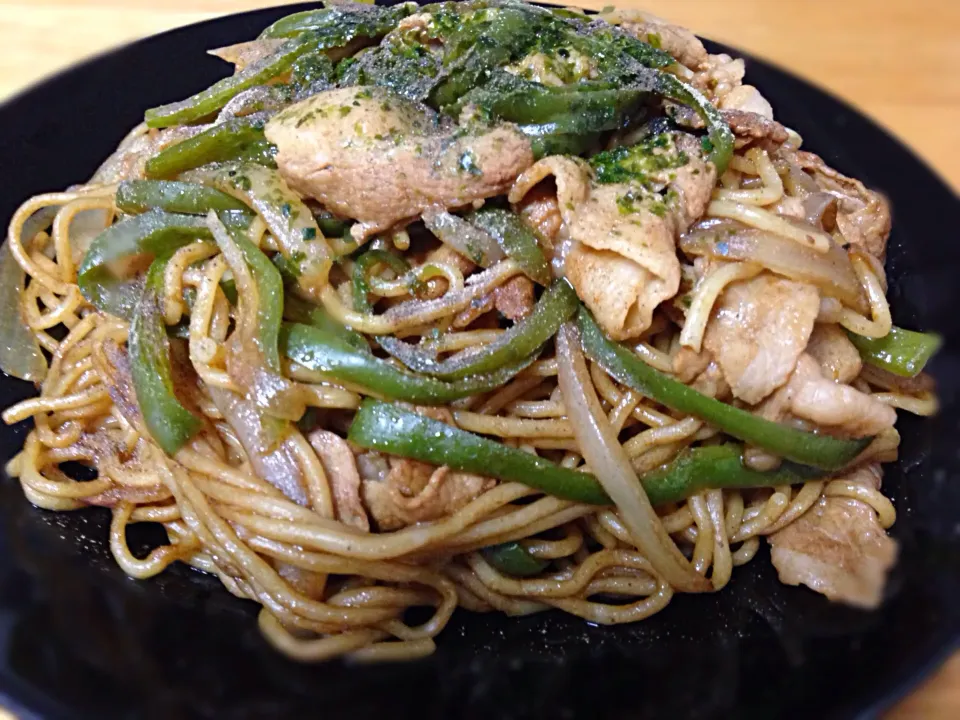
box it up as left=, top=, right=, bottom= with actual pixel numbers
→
left=116, top=180, right=250, bottom=215
left=349, top=398, right=608, bottom=504
left=465, top=207, right=551, bottom=286
left=283, top=294, right=369, bottom=354
left=482, top=542, right=549, bottom=577
left=145, top=34, right=320, bottom=128
left=347, top=400, right=823, bottom=505
left=313, top=210, right=353, bottom=240
left=352, top=249, right=411, bottom=314
left=229, top=225, right=285, bottom=374
left=281, top=322, right=533, bottom=405
left=577, top=309, right=870, bottom=470
left=526, top=130, right=601, bottom=161
left=639, top=444, right=820, bottom=505
left=129, top=252, right=203, bottom=455
left=378, top=279, right=579, bottom=380
left=78, top=210, right=213, bottom=319
left=459, top=73, right=646, bottom=136
left=848, top=326, right=941, bottom=378
left=145, top=117, right=274, bottom=179
left=655, top=72, right=733, bottom=174
left=260, top=2, right=416, bottom=41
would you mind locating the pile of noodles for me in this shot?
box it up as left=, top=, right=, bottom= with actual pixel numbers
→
left=0, top=15, right=936, bottom=663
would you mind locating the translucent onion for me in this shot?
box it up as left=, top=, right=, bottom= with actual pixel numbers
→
left=555, top=323, right=710, bottom=593
left=680, top=226, right=868, bottom=313
left=422, top=207, right=505, bottom=268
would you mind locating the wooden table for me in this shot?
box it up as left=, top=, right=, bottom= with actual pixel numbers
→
left=0, top=1, right=956, bottom=717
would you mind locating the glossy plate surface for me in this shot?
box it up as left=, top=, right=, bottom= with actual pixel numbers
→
left=0, top=3, right=957, bottom=718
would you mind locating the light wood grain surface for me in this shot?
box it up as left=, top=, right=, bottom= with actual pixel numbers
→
left=0, top=1, right=957, bottom=717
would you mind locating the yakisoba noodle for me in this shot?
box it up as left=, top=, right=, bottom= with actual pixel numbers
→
left=0, top=2, right=940, bottom=662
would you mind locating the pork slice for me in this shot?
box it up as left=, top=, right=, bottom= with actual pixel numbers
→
left=360, top=458, right=495, bottom=531
left=785, top=355, right=896, bottom=437
left=510, top=134, right=716, bottom=340
left=703, top=274, right=820, bottom=405
left=266, top=87, right=534, bottom=240
left=806, top=323, right=863, bottom=384
left=793, top=150, right=892, bottom=260
left=768, top=464, right=897, bottom=609
left=308, top=430, right=370, bottom=531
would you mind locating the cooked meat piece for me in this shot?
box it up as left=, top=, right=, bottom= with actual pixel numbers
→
left=668, top=105, right=788, bottom=150
left=620, top=18, right=708, bottom=70
left=275, top=563, right=327, bottom=600
left=208, top=39, right=285, bottom=72
left=493, top=275, right=536, bottom=322
left=308, top=430, right=370, bottom=531
left=515, top=182, right=563, bottom=254
left=723, top=110, right=788, bottom=151
left=510, top=135, right=715, bottom=340
left=703, top=274, right=820, bottom=405
left=360, top=458, right=496, bottom=531
left=448, top=279, right=530, bottom=329
left=793, top=151, right=892, bottom=260
left=784, top=354, right=896, bottom=437
left=806, top=323, right=862, bottom=384
left=672, top=346, right=712, bottom=383
left=691, top=359, right=731, bottom=399
left=266, top=87, right=534, bottom=240
left=768, top=464, right=897, bottom=609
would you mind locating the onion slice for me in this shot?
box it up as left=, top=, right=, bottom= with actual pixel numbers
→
left=555, top=323, right=710, bottom=593
left=680, top=226, right=868, bottom=313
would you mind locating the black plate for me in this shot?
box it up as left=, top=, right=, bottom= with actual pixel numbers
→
left=0, top=3, right=958, bottom=719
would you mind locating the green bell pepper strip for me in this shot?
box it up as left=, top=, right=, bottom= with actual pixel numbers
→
left=283, top=294, right=369, bottom=354
left=377, top=279, right=579, bottom=381
left=145, top=34, right=320, bottom=128
left=129, top=253, right=203, bottom=455
left=184, top=163, right=332, bottom=300
left=287, top=53, right=335, bottom=95
left=655, top=72, right=734, bottom=174
left=210, top=214, right=285, bottom=374
left=459, top=73, right=646, bottom=136
left=349, top=398, right=608, bottom=504
left=77, top=210, right=213, bottom=319
left=848, top=327, right=941, bottom=378
left=281, top=322, right=534, bottom=405
left=313, top=210, right=353, bottom=240
left=352, top=249, right=411, bottom=314
left=577, top=309, right=870, bottom=470
left=116, top=180, right=250, bottom=215
left=526, top=130, right=601, bottom=161
left=464, top=207, right=551, bottom=286
left=144, top=117, right=273, bottom=179
left=260, top=2, right=416, bottom=40
left=347, top=400, right=824, bottom=506
left=482, top=542, right=549, bottom=577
